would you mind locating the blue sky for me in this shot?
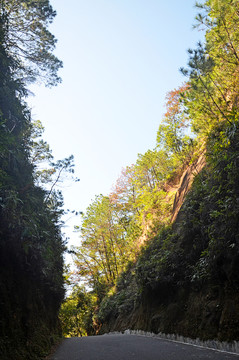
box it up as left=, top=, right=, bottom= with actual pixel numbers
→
left=28, top=0, right=204, bottom=249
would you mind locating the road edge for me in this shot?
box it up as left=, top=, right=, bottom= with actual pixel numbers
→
left=105, top=330, right=239, bottom=356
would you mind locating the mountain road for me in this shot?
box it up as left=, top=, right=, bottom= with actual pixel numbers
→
left=51, top=334, right=239, bottom=360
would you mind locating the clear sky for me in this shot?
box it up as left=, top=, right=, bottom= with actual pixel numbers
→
left=27, top=0, right=204, bottom=249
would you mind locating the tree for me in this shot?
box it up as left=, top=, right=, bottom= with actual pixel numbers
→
left=124, top=150, right=174, bottom=232
left=157, top=84, right=193, bottom=160
left=0, top=0, right=62, bottom=86
left=74, top=194, right=139, bottom=301
left=28, top=119, right=79, bottom=212
left=181, top=0, right=239, bottom=134
left=109, top=165, right=141, bottom=238
left=59, top=286, right=96, bottom=337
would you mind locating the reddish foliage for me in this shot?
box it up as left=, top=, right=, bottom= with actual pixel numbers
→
left=164, top=83, right=190, bottom=128
left=109, top=166, right=135, bottom=206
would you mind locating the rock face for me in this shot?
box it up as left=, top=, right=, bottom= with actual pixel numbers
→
left=100, top=267, right=239, bottom=342
left=171, top=151, right=206, bottom=223
left=101, top=285, right=239, bottom=342
left=136, top=151, right=206, bottom=248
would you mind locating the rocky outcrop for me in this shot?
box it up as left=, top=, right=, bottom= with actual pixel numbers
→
left=100, top=283, right=239, bottom=342
left=171, top=151, right=206, bottom=223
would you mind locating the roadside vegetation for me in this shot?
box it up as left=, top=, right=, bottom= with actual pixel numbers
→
left=1, top=0, right=239, bottom=354
left=0, top=1, right=77, bottom=359
left=61, top=0, right=239, bottom=341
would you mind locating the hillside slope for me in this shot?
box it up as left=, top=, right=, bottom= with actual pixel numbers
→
left=98, top=123, right=239, bottom=341
left=60, top=0, right=239, bottom=341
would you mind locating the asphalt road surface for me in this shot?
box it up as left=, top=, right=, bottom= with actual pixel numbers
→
left=51, top=334, right=239, bottom=360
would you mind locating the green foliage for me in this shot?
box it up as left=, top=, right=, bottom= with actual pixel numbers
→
left=60, top=286, right=96, bottom=337
left=181, top=0, right=239, bottom=134
left=69, top=0, right=239, bottom=339
left=97, top=121, right=239, bottom=329
left=157, top=84, right=195, bottom=162
left=29, top=120, right=79, bottom=204
left=97, top=262, right=140, bottom=323
left=74, top=194, right=138, bottom=292
left=139, top=120, right=239, bottom=288
left=72, top=144, right=177, bottom=315
left=132, top=149, right=175, bottom=225
left=0, top=1, right=66, bottom=358
left=196, top=123, right=239, bottom=282
left=135, top=227, right=181, bottom=290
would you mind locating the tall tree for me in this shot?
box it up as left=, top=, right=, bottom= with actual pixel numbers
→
left=0, top=0, right=62, bottom=86
left=157, top=84, right=193, bottom=159
left=74, top=195, right=135, bottom=290
left=181, top=0, right=239, bottom=134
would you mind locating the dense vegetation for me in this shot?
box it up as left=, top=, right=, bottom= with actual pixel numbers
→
left=0, top=1, right=71, bottom=359
left=1, top=0, right=237, bottom=350
left=61, top=0, right=239, bottom=341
